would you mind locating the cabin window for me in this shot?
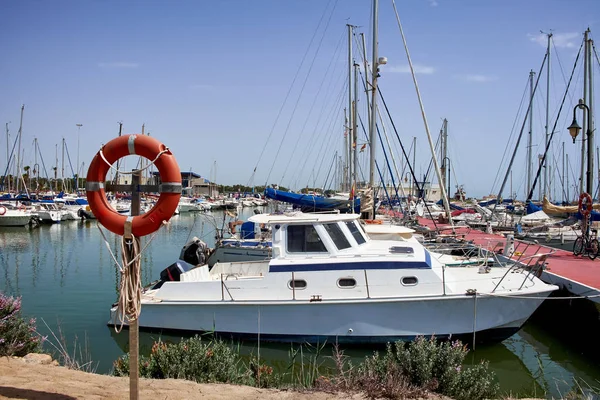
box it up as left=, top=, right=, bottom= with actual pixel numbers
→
left=324, top=223, right=351, bottom=250
left=337, top=277, right=356, bottom=288
left=287, top=225, right=328, bottom=253
left=288, top=279, right=307, bottom=289
left=345, top=221, right=366, bottom=245
left=401, top=276, right=418, bottom=286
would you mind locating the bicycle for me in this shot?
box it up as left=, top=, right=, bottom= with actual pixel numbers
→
left=573, top=228, right=600, bottom=260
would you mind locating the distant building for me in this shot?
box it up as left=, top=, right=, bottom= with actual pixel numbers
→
left=143, top=171, right=219, bottom=197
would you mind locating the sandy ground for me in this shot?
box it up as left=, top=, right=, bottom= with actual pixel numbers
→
left=0, top=355, right=368, bottom=400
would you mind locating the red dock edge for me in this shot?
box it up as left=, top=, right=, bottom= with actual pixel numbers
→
left=383, top=210, right=600, bottom=304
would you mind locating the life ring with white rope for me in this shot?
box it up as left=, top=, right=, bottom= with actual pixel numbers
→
left=578, top=192, right=593, bottom=217
left=85, top=134, right=181, bottom=237
left=0, top=205, right=6, bottom=216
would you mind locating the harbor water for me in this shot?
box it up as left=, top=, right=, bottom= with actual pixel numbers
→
left=1, top=208, right=600, bottom=398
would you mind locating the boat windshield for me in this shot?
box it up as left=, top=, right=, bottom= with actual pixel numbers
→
left=287, top=225, right=328, bottom=253
left=324, top=223, right=351, bottom=250
left=345, top=221, right=366, bottom=245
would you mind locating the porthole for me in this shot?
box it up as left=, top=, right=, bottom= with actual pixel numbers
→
left=401, top=276, right=418, bottom=286
left=288, top=279, right=307, bottom=290
left=338, top=278, right=356, bottom=288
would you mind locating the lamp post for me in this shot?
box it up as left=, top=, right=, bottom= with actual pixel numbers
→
left=76, top=123, right=82, bottom=192
left=568, top=100, right=593, bottom=194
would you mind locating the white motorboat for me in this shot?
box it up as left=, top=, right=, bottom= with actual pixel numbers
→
left=178, top=197, right=202, bottom=213
left=0, top=203, right=33, bottom=227
left=110, top=212, right=557, bottom=344
left=31, top=202, right=67, bottom=223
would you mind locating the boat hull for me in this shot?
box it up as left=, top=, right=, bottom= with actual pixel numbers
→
left=0, top=215, right=32, bottom=227
left=109, top=290, right=553, bottom=344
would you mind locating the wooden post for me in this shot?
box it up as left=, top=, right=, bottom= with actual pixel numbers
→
left=129, top=170, right=141, bottom=400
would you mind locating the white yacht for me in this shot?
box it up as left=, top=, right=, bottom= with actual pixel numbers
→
left=0, top=203, right=33, bottom=227
left=109, top=212, right=557, bottom=343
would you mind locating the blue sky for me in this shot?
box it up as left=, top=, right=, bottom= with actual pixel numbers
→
left=1, top=0, right=599, bottom=199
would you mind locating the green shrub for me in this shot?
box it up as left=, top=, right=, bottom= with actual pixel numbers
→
left=365, top=337, right=498, bottom=400
left=113, top=335, right=247, bottom=384
left=0, top=292, right=43, bottom=357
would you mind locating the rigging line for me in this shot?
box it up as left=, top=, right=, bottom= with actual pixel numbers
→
left=248, top=0, right=335, bottom=187
left=264, top=0, right=340, bottom=186
left=322, top=152, right=338, bottom=191
left=374, top=114, right=405, bottom=213
left=374, top=88, right=408, bottom=201
left=494, top=52, right=548, bottom=210
left=525, top=41, right=584, bottom=206
left=306, top=91, right=348, bottom=189
left=279, top=29, right=347, bottom=183
left=391, top=0, right=453, bottom=228
left=293, top=77, right=348, bottom=188
left=377, top=86, right=439, bottom=229
left=490, top=75, right=530, bottom=194
left=295, top=67, right=349, bottom=169
left=593, top=41, right=600, bottom=70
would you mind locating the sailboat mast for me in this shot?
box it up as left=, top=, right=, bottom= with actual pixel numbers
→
left=527, top=70, right=535, bottom=196
left=343, top=109, right=348, bottom=192
left=566, top=153, right=570, bottom=202
left=368, top=0, right=379, bottom=213
left=4, top=123, right=9, bottom=192
left=347, top=24, right=354, bottom=193
left=55, top=143, right=58, bottom=191
left=352, top=62, right=359, bottom=196
left=115, top=122, right=123, bottom=184
left=360, top=33, right=371, bottom=114
left=587, top=32, right=594, bottom=197
left=440, top=119, right=448, bottom=199
left=562, top=142, right=565, bottom=203
left=16, top=105, right=24, bottom=193
left=543, top=33, right=551, bottom=199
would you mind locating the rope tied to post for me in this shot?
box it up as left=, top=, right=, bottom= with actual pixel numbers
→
left=97, top=220, right=169, bottom=332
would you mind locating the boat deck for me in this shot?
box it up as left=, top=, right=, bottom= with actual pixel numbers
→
left=416, top=217, right=600, bottom=303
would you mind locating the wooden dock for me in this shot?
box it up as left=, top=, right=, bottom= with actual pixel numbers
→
left=415, top=217, right=600, bottom=304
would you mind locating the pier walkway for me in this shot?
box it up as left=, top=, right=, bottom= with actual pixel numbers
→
left=416, top=217, right=600, bottom=304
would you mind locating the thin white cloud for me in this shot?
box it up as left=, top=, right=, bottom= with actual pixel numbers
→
left=528, top=32, right=580, bottom=48
left=427, top=0, right=439, bottom=6
left=387, top=64, right=436, bottom=74
left=457, top=74, right=498, bottom=83
left=98, top=62, right=139, bottom=68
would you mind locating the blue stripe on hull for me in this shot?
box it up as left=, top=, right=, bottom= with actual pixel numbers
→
left=270, top=260, right=431, bottom=273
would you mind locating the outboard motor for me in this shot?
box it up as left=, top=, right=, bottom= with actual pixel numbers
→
left=159, top=260, right=195, bottom=282
left=179, top=237, right=209, bottom=266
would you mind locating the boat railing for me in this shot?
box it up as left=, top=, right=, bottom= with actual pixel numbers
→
left=220, top=274, right=234, bottom=301
left=491, top=249, right=555, bottom=293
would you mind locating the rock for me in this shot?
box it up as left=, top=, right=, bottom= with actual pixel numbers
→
left=23, top=353, right=53, bottom=365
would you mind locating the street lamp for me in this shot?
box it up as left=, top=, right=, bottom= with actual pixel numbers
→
left=568, top=99, right=593, bottom=194
left=76, top=123, right=82, bottom=192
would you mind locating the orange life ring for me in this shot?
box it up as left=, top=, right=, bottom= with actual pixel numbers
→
left=364, top=219, right=382, bottom=224
left=86, top=134, right=181, bottom=237
left=0, top=206, right=6, bottom=215
left=578, top=192, right=593, bottom=216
